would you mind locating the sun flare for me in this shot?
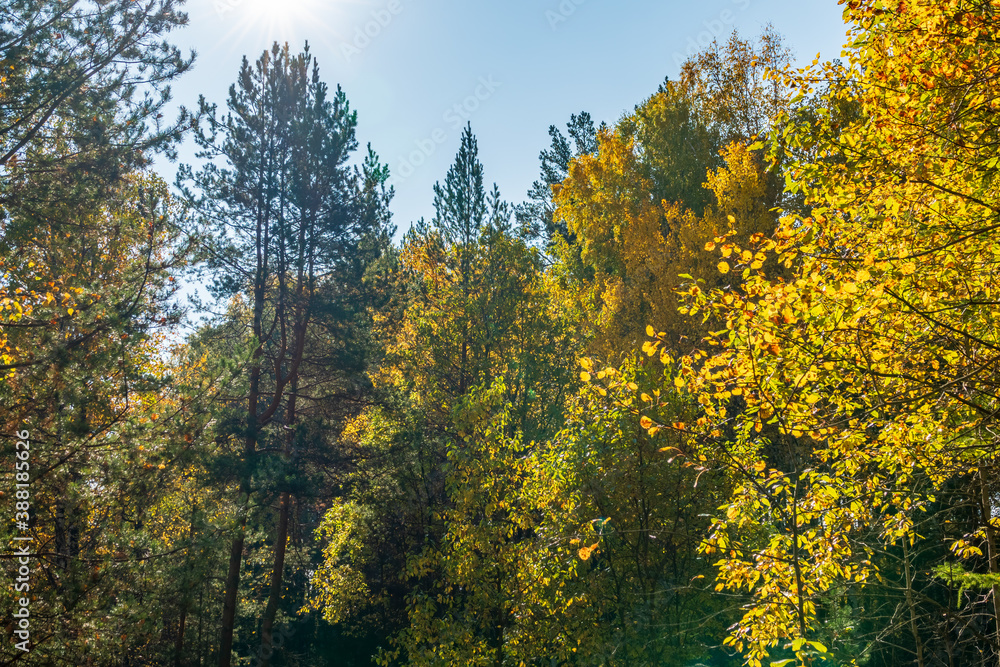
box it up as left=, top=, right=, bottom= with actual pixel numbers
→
left=211, top=0, right=340, bottom=54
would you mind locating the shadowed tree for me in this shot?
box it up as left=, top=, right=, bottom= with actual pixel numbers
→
left=179, top=42, right=389, bottom=666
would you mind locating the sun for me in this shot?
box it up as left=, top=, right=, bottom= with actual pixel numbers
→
left=237, top=0, right=308, bottom=26
left=210, top=0, right=342, bottom=55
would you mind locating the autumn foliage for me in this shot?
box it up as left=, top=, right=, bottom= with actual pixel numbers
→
left=4, top=1, right=1000, bottom=666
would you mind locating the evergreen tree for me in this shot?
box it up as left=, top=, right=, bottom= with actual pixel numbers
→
left=515, top=112, right=599, bottom=247
left=179, top=42, right=390, bottom=666
left=0, top=2, right=195, bottom=662
left=0, top=0, right=193, bottom=219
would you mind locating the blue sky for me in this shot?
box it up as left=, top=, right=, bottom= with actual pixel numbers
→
left=160, top=0, right=848, bottom=231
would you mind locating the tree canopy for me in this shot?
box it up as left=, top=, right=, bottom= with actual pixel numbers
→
left=3, top=3, right=1000, bottom=666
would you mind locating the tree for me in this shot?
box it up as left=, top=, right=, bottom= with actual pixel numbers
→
left=659, top=2, right=1000, bottom=664
left=179, top=42, right=388, bottom=666
left=308, top=128, right=581, bottom=664
left=680, top=26, right=792, bottom=146
left=0, top=0, right=193, bottom=218
left=0, top=3, right=208, bottom=663
left=553, top=358, right=738, bottom=666
left=515, top=112, right=599, bottom=247
left=0, top=173, right=199, bottom=664
left=549, top=30, right=792, bottom=360
left=0, top=0, right=193, bottom=381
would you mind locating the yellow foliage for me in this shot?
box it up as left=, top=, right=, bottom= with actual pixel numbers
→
left=552, top=123, right=778, bottom=358
left=662, top=1, right=1000, bottom=662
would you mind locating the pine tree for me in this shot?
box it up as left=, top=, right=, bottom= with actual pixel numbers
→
left=0, top=3, right=195, bottom=661
left=179, top=42, right=390, bottom=666
left=0, top=0, right=193, bottom=219
left=515, top=112, right=599, bottom=246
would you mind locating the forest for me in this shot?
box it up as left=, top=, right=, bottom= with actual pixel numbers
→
left=2, top=0, right=1000, bottom=665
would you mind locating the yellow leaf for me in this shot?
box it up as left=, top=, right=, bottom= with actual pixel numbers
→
left=580, top=372, right=591, bottom=382
left=718, top=261, right=731, bottom=274
left=640, top=415, right=654, bottom=429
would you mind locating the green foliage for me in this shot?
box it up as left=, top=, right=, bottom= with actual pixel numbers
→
left=516, top=111, right=600, bottom=246
left=0, top=0, right=193, bottom=216
left=932, top=563, right=1000, bottom=609
left=11, top=5, right=1000, bottom=667
left=558, top=358, right=738, bottom=665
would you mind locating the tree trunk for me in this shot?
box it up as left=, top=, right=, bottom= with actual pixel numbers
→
left=980, top=468, right=1000, bottom=667
left=219, top=254, right=265, bottom=666
left=259, top=382, right=298, bottom=666
left=218, top=521, right=247, bottom=667
left=258, top=493, right=292, bottom=666
left=175, top=608, right=187, bottom=667
left=219, top=410, right=259, bottom=667
left=902, top=538, right=926, bottom=667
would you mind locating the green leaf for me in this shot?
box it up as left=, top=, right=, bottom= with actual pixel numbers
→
left=808, top=640, right=828, bottom=653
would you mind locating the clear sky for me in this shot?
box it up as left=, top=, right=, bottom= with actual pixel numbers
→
left=159, top=0, right=848, bottom=231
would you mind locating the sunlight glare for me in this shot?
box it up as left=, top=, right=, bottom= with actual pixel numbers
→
left=212, top=0, right=342, bottom=55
